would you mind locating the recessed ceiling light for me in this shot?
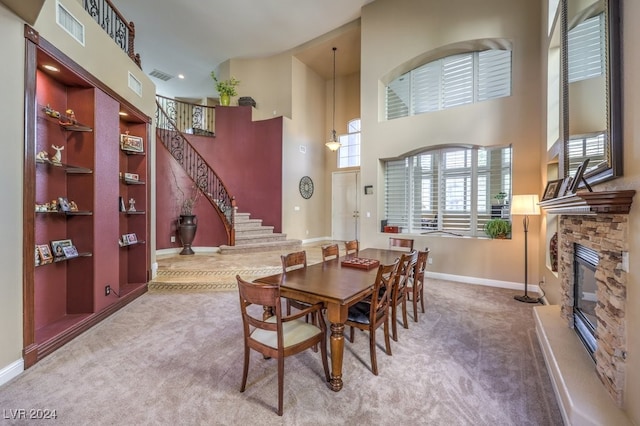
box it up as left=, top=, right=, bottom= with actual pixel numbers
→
left=43, top=65, right=60, bottom=72
left=178, top=74, right=185, bottom=79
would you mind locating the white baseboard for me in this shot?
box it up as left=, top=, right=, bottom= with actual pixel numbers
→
left=425, top=271, right=541, bottom=295
left=0, top=359, right=23, bottom=387
left=301, top=236, right=332, bottom=245
left=155, top=247, right=219, bottom=257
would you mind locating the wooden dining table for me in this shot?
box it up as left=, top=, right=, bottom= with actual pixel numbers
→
left=254, top=247, right=403, bottom=391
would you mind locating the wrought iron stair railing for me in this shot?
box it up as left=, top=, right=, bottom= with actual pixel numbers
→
left=156, top=95, right=216, bottom=137
left=156, top=100, right=236, bottom=245
left=84, top=0, right=141, bottom=67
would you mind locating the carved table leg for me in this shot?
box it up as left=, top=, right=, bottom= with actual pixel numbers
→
left=329, top=322, right=345, bottom=391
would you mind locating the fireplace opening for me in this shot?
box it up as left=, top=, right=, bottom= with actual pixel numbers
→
left=573, top=243, right=599, bottom=360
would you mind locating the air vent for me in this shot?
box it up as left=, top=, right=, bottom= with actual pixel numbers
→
left=149, top=69, right=174, bottom=81
left=56, top=1, right=85, bottom=46
left=128, top=72, right=142, bottom=97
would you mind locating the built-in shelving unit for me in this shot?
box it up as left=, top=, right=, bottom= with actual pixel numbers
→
left=22, top=27, right=151, bottom=367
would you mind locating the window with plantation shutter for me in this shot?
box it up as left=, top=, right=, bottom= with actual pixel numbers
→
left=384, top=145, right=512, bottom=237
left=568, top=13, right=605, bottom=83
left=385, top=49, right=511, bottom=120
left=385, top=159, right=410, bottom=230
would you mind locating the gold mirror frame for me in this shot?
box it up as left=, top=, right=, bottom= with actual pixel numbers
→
left=561, top=0, right=622, bottom=186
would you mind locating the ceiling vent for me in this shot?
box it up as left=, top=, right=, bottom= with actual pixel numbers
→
left=149, top=69, right=174, bottom=81
left=56, top=1, right=85, bottom=46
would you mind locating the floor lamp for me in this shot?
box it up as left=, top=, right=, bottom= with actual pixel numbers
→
left=511, top=194, right=541, bottom=303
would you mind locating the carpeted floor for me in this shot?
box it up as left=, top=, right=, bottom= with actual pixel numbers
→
left=0, top=246, right=563, bottom=425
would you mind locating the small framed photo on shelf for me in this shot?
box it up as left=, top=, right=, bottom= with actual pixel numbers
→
left=124, top=172, right=139, bottom=182
left=37, top=244, right=53, bottom=264
left=51, top=239, right=73, bottom=258
left=62, top=245, right=79, bottom=258
left=119, top=196, right=126, bottom=212
left=120, top=134, right=144, bottom=153
left=567, top=159, right=591, bottom=194
left=541, top=179, right=563, bottom=201
left=121, top=233, right=137, bottom=246
left=557, top=177, right=572, bottom=198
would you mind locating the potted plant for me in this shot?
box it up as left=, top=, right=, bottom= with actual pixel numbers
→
left=484, top=218, right=512, bottom=239
left=210, top=71, right=240, bottom=106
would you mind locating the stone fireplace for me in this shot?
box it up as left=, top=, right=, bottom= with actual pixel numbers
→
left=558, top=214, right=628, bottom=406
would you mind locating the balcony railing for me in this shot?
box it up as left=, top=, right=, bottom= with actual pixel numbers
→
left=156, top=95, right=216, bottom=137
left=84, top=0, right=141, bottom=67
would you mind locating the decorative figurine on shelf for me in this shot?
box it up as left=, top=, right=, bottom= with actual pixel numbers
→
left=69, top=201, right=78, bottom=212
left=44, top=104, right=60, bottom=119
left=36, top=151, right=48, bottom=161
left=49, top=200, right=58, bottom=211
left=128, top=198, right=136, bottom=212
left=51, top=145, right=64, bottom=164
left=58, top=109, right=77, bottom=126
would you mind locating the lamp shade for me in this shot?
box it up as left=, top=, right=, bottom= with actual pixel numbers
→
left=511, top=194, right=540, bottom=216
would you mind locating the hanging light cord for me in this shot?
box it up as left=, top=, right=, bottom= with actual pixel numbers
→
left=332, top=47, right=337, bottom=141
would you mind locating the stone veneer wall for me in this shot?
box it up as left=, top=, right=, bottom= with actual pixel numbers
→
left=558, top=214, right=628, bottom=406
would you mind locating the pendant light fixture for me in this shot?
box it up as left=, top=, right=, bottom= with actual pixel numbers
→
left=325, top=47, right=342, bottom=152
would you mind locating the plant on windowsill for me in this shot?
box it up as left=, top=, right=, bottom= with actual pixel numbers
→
left=210, top=71, right=240, bottom=106
left=484, top=218, right=512, bottom=239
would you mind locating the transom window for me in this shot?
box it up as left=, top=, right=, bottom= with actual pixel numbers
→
left=386, top=49, right=512, bottom=120
left=384, top=145, right=512, bottom=237
left=337, top=118, right=361, bottom=168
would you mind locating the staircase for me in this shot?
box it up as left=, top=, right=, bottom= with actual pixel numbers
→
left=219, top=212, right=301, bottom=254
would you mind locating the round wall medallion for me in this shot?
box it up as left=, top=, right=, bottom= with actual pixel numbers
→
left=299, top=176, right=314, bottom=199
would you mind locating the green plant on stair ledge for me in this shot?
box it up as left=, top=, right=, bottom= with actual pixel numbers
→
left=484, top=218, right=512, bottom=239
left=210, top=71, right=240, bottom=106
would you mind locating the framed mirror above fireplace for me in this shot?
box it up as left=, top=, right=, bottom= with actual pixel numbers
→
left=561, top=0, right=622, bottom=186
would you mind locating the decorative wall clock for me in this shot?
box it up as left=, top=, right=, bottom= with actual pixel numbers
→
left=299, top=176, right=314, bottom=199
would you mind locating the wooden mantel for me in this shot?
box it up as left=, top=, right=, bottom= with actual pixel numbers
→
left=539, top=190, right=636, bottom=215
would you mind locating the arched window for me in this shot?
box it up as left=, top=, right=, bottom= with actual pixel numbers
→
left=386, top=49, right=512, bottom=120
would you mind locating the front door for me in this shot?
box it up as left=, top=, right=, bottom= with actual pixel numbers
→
left=332, top=171, right=359, bottom=241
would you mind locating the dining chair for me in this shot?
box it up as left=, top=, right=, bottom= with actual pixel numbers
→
left=281, top=251, right=313, bottom=319
left=344, top=240, right=359, bottom=256
left=407, top=248, right=429, bottom=322
left=236, top=275, right=330, bottom=416
left=389, top=237, right=414, bottom=252
left=390, top=250, right=417, bottom=341
left=345, top=259, right=400, bottom=375
left=321, top=243, right=340, bottom=261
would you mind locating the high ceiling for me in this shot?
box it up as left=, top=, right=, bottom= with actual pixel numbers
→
left=111, top=0, right=374, bottom=99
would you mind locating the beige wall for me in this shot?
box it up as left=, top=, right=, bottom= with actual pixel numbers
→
left=359, top=0, right=543, bottom=284
left=0, top=1, right=27, bottom=373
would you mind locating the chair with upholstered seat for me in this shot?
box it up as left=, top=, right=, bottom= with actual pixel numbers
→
left=390, top=250, right=417, bottom=341
left=407, top=248, right=429, bottom=322
left=321, top=243, right=340, bottom=261
left=236, top=275, right=330, bottom=416
left=345, top=259, right=400, bottom=375
left=389, top=237, right=414, bottom=252
left=344, top=240, right=359, bottom=256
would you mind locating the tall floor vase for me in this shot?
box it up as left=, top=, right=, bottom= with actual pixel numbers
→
left=178, top=214, right=197, bottom=255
